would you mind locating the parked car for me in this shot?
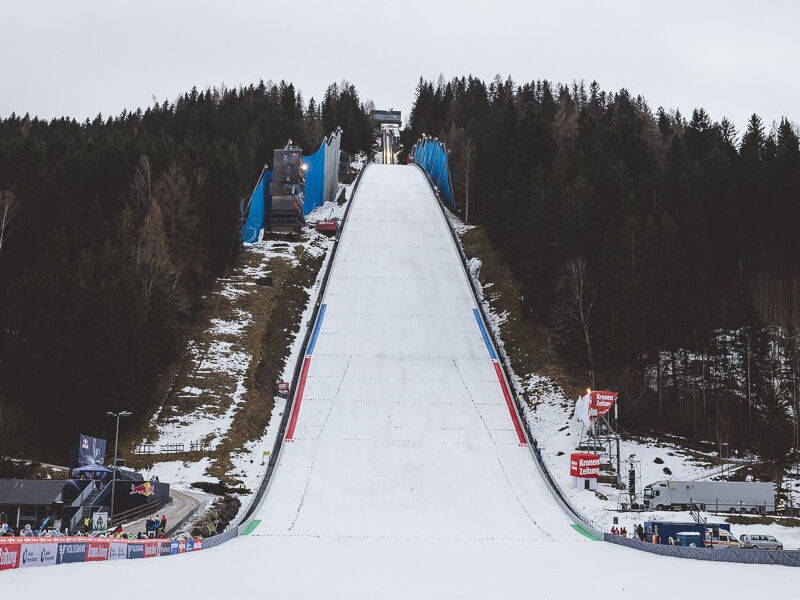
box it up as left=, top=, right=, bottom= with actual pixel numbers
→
left=740, top=534, right=783, bottom=550
left=709, top=529, right=744, bottom=549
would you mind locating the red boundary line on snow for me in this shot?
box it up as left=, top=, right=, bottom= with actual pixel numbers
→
left=285, top=356, right=312, bottom=441
left=492, top=360, right=527, bottom=446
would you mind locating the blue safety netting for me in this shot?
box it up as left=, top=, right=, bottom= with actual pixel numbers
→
left=411, top=137, right=455, bottom=210
left=241, top=130, right=342, bottom=242
left=302, top=143, right=325, bottom=214
left=302, top=129, right=342, bottom=215
left=241, top=168, right=273, bottom=243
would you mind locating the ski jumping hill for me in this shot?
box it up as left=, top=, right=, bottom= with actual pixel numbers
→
left=4, top=165, right=798, bottom=598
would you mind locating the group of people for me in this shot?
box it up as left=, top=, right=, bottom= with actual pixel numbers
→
left=145, top=514, right=167, bottom=538
left=610, top=524, right=652, bottom=541
left=0, top=512, right=167, bottom=539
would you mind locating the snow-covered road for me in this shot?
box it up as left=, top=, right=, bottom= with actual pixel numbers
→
left=4, top=165, right=797, bottom=598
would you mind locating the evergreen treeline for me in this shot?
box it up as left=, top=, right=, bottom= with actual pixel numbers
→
left=406, top=76, right=800, bottom=474
left=0, top=80, right=372, bottom=459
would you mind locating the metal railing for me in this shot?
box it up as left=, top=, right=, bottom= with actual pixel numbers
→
left=111, top=496, right=171, bottom=528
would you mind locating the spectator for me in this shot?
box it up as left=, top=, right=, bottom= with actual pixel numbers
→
left=0, top=521, right=13, bottom=536
left=160, top=514, right=167, bottom=532
left=636, top=523, right=645, bottom=541
left=21, top=524, right=34, bottom=536
left=620, top=526, right=627, bottom=537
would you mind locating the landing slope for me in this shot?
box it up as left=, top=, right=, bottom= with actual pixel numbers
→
left=254, top=163, right=576, bottom=540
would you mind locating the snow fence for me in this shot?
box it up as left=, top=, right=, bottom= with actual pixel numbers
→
left=410, top=137, right=455, bottom=210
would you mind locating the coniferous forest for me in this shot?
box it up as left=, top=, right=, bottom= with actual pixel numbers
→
left=0, top=80, right=372, bottom=458
left=2, top=74, right=800, bottom=478
left=405, top=76, right=800, bottom=477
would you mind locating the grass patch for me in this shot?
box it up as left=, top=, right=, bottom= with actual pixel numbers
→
left=207, top=237, right=327, bottom=482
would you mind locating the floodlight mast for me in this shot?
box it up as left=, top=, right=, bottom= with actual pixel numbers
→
left=107, top=410, right=132, bottom=526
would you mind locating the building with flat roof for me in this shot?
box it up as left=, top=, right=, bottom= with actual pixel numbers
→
left=0, top=479, right=66, bottom=528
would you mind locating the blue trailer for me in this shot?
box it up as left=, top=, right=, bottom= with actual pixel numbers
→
left=644, top=521, right=731, bottom=547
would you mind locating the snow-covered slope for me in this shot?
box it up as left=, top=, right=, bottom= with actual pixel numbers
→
left=252, top=164, right=575, bottom=541
left=5, top=165, right=799, bottom=598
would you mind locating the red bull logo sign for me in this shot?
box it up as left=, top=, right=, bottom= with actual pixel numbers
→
left=130, top=481, right=156, bottom=497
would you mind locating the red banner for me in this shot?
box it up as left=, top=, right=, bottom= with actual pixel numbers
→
left=590, top=390, right=617, bottom=419
left=570, top=453, right=600, bottom=478
left=85, top=540, right=110, bottom=562
left=143, top=541, right=159, bottom=558
left=0, top=540, right=21, bottom=571
left=193, top=538, right=203, bottom=551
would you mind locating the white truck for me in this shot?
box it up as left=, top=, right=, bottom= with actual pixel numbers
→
left=643, top=479, right=774, bottom=514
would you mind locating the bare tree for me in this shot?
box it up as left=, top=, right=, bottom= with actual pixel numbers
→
left=0, top=190, right=17, bottom=257
left=132, top=155, right=152, bottom=220
left=552, top=257, right=596, bottom=374
left=460, top=136, right=475, bottom=224
left=136, top=195, right=170, bottom=314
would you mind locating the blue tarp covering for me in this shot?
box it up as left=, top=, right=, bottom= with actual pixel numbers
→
left=241, top=168, right=272, bottom=243
left=241, top=130, right=341, bottom=242
left=302, top=143, right=326, bottom=215
left=412, top=138, right=455, bottom=210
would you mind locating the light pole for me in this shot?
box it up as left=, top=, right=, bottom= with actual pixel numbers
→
left=107, top=410, right=131, bottom=526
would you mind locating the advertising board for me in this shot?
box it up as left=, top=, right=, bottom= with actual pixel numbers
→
left=0, top=540, right=21, bottom=571
left=19, top=542, right=58, bottom=568
left=570, top=453, right=600, bottom=478
left=109, top=541, right=128, bottom=560
left=126, top=543, right=145, bottom=559
left=56, top=541, right=88, bottom=564
left=143, top=541, right=159, bottom=558
left=85, top=540, right=109, bottom=562
left=589, top=391, right=617, bottom=419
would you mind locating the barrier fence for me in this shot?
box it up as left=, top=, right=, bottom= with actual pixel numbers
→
left=0, top=535, right=204, bottom=571
left=410, top=136, right=456, bottom=210
left=605, top=534, right=800, bottom=567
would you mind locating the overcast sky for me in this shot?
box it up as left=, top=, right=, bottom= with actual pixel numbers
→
left=1, top=0, right=796, bottom=133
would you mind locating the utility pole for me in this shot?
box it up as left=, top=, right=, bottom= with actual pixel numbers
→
left=107, top=410, right=132, bottom=525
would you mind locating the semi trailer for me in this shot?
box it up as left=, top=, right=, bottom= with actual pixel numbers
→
left=643, top=479, right=774, bottom=513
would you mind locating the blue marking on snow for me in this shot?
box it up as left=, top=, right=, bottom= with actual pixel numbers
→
left=473, top=308, right=497, bottom=360
left=307, top=304, right=327, bottom=356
